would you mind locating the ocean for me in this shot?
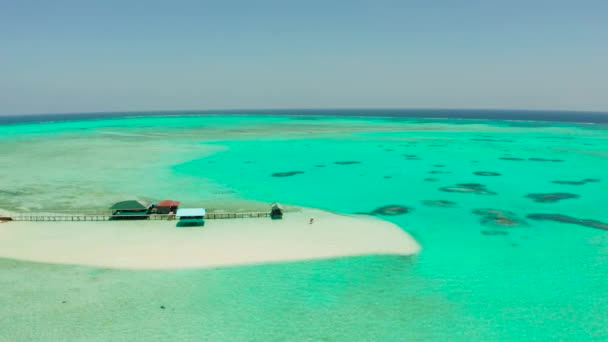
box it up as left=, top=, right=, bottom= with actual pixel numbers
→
left=1, top=111, right=607, bottom=341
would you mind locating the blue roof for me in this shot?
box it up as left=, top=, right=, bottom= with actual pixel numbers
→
left=176, top=208, right=206, bottom=217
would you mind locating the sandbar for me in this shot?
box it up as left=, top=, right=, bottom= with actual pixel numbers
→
left=0, top=208, right=420, bottom=269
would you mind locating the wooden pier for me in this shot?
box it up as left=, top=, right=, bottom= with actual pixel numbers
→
left=8, top=211, right=271, bottom=222
left=205, top=212, right=270, bottom=219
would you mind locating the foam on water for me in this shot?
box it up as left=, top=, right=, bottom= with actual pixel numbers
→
left=1, top=114, right=608, bottom=340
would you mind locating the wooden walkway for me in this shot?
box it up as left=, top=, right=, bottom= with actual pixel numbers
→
left=9, top=211, right=271, bottom=222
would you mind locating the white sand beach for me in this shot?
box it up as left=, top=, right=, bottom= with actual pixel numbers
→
left=0, top=208, right=420, bottom=269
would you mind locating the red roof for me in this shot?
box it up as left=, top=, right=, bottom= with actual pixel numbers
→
left=157, top=200, right=180, bottom=207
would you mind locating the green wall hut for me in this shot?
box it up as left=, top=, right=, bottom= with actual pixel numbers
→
left=110, top=200, right=150, bottom=219
left=270, top=203, right=283, bottom=219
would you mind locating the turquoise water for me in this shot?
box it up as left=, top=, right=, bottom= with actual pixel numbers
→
left=1, top=115, right=608, bottom=340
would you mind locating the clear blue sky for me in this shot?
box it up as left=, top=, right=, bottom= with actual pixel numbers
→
left=1, top=0, right=607, bottom=115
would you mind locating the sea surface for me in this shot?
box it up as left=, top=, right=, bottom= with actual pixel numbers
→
left=1, top=112, right=608, bottom=341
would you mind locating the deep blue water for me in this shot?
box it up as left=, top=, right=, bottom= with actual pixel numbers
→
left=1, top=108, right=608, bottom=125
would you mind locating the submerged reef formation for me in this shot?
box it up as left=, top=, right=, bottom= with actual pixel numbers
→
left=473, top=171, right=501, bottom=176
left=499, top=157, right=565, bottom=162
left=0, top=189, right=25, bottom=196
left=528, top=158, right=564, bottom=162
left=526, top=214, right=608, bottom=231
left=334, top=161, right=361, bottom=165
left=525, top=193, right=579, bottom=203
left=428, top=171, right=452, bottom=174
left=500, top=157, right=525, bottom=161
left=470, top=138, right=515, bottom=142
left=271, top=171, right=304, bottom=177
left=421, top=200, right=458, bottom=208
left=424, top=178, right=439, bottom=182
left=289, top=116, right=321, bottom=121
left=370, top=205, right=412, bottom=216
left=439, top=183, right=497, bottom=195
left=536, top=136, right=575, bottom=140
left=472, top=209, right=527, bottom=227
left=314, top=165, right=326, bottom=168
left=481, top=230, right=509, bottom=236
left=551, top=179, right=600, bottom=185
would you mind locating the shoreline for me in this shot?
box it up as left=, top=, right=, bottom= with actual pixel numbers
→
left=0, top=207, right=420, bottom=270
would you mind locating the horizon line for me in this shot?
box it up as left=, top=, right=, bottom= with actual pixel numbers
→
left=3, top=106, right=608, bottom=117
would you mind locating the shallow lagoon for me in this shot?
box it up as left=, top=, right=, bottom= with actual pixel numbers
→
left=1, top=115, right=608, bottom=340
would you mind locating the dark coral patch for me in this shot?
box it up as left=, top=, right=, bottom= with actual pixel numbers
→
left=370, top=205, right=412, bottom=216
left=402, top=154, right=417, bottom=158
left=471, top=138, right=514, bottom=142
left=536, top=136, right=575, bottom=140
left=433, top=164, right=445, bottom=168
left=481, top=230, right=509, bottom=236
left=526, top=214, right=608, bottom=231
left=472, top=209, right=527, bottom=227
left=525, top=193, right=579, bottom=203
left=334, top=161, right=361, bottom=165
left=421, top=200, right=458, bottom=208
left=271, top=171, right=304, bottom=177
left=0, top=189, right=24, bottom=196
left=473, top=171, right=501, bottom=176
left=508, top=122, right=551, bottom=128
left=458, top=183, right=486, bottom=188
left=290, top=116, right=321, bottom=121
left=314, top=165, right=326, bottom=168
left=528, top=158, right=564, bottom=162
left=424, top=178, right=439, bottom=182
left=383, top=176, right=393, bottom=179
left=500, top=157, right=525, bottom=161
left=428, top=171, right=452, bottom=174
left=440, top=183, right=496, bottom=195
left=551, top=179, right=600, bottom=185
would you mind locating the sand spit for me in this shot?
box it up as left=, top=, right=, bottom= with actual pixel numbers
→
left=0, top=208, right=420, bottom=270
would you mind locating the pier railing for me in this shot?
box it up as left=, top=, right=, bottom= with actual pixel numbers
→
left=205, top=212, right=270, bottom=219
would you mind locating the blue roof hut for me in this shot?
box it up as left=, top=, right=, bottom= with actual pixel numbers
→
left=176, top=208, right=206, bottom=227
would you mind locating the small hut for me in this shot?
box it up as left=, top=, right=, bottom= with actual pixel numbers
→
left=270, top=203, right=283, bottom=220
left=156, top=200, right=180, bottom=214
left=176, top=208, right=206, bottom=227
left=110, top=200, right=150, bottom=219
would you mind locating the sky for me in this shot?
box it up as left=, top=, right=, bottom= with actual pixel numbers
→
left=1, top=0, right=607, bottom=115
